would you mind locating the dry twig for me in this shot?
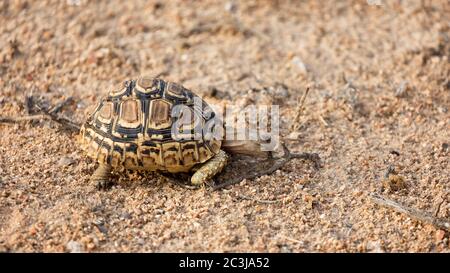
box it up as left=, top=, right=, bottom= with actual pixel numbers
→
left=370, top=193, right=450, bottom=231
left=211, top=144, right=321, bottom=191
left=24, top=94, right=34, bottom=114
left=434, top=192, right=448, bottom=217
left=48, top=96, right=73, bottom=114
left=236, top=194, right=281, bottom=204
left=278, top=235, right=304, bottom=245
left=0, top=97, right=80, bottom=132
left=40, top=108, right=81, bottom=132
left=0, top=114, right=48, bottom=123
left=290, top=87, right=310, bottom=132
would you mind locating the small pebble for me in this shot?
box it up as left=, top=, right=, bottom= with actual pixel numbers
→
left=291, top=56, right=307, bottom=74
left=66, top=241, right=83, bottom=253
left=435, top=230, right=446, bottom=241
left=395, top=81, right=409, bottom=97
left=120, top=212, right=132, bottom=219
left=57, top=157, right=75, bottom=166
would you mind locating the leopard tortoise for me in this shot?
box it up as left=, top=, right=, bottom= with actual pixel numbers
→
left=79, top=76, right=258, bottom=190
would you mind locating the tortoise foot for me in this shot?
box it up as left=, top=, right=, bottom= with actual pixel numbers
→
left=90, top=164, right=113, bottom=191
left=95, top=180, right=113, bottom=191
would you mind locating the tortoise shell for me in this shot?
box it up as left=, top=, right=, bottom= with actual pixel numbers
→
left=80, top=76, right=222, bottom=173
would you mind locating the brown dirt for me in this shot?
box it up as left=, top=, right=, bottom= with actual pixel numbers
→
left=0, top=0, right=449, bottom=252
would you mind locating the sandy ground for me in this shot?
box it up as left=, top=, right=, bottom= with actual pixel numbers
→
left=0, top=0, right=449, bottom=252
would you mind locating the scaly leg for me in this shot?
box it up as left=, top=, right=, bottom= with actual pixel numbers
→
left=90, top=164, right=112, bottom=190
left=191, top=150, right=229, bottom=185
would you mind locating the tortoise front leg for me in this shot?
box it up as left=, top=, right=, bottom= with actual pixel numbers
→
left=90, top=164, right=113, bottom=190
left=191, top=150, right=229, bottom=185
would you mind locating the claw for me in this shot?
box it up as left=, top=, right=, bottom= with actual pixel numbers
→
left=95, top=180, right=112, bottom=191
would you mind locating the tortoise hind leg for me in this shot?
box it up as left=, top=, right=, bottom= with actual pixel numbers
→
left=90, top=164, right=113, bottom=190
left=191, top=150, right=229, bottom=185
